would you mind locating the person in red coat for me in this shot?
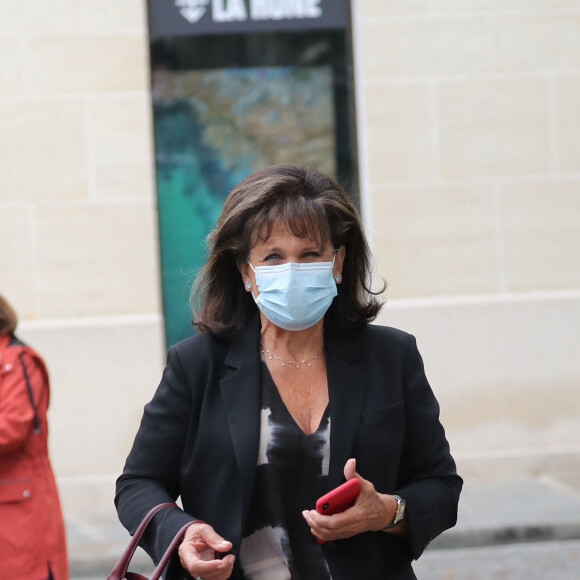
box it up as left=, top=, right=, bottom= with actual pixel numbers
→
left=0, top=294, right=68, bottom=580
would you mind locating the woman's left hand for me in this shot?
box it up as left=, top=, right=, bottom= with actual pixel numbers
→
left=302, top=458, right=402, bottom=542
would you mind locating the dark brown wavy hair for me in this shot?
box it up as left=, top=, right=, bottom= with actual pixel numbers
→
left=0, top=294, right=18, bottom=335
left=191, top=164, right=384, bottom=338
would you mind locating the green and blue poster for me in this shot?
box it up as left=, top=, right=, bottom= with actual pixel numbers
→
left=153, top=65, right=337, bottom=346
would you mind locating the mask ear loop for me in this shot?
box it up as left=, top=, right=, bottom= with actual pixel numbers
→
left=332, top=251, right=340, bottom=283
left=242, top=262, right=256, bottom=295
left=246, top=262, right=258, bottom=297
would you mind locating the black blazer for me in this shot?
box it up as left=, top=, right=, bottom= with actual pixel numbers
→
left=116, top=317, right=462, bottom=580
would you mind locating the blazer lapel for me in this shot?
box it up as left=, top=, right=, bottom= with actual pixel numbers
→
left=220, top=316, right=262, bottom=532
left=326, top=324, right=366, bottom=489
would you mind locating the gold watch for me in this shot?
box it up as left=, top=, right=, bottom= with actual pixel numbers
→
left=382, top=494, right=406, bottom=530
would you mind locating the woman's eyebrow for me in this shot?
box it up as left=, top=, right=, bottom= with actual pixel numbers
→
left=260, top=245, right=284, bottom=254
left=262, top=243, right=322, bottom=254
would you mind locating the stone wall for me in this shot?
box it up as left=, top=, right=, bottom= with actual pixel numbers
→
left=0, top=1, right=165, bottom=479
left=0, top=0, right=579, bottom=485
left=354, top=0, right=580, bottom=468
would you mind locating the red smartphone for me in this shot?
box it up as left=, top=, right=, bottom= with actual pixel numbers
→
left=315, top=478, right=360, bottom=544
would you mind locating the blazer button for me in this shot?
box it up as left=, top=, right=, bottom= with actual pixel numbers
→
left=23, top=490, right=31, bottom=498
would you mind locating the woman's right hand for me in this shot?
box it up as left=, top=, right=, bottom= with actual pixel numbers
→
left=177, top=521, right=235, bottom=580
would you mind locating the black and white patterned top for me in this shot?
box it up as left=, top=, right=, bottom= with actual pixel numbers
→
left=239, top=361, right=332, bottom=580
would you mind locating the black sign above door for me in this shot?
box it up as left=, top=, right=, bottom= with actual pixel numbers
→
left=148, top=0, right=349, bottom=38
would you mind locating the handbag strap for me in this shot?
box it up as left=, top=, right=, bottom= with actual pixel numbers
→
left=108, top=502, right=193, bottom=580
left=148, top=520, right=197, bottom=580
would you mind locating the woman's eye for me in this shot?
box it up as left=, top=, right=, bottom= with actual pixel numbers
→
left=264, top=253, right=280, bottom=261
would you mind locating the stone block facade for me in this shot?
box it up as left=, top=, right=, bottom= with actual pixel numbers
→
left=0, top=1, right=579, bottom=483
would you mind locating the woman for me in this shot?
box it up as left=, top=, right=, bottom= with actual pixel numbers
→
left=116, top=164, right=462, bottom=580
left=0, top=294, right=68, bottom=580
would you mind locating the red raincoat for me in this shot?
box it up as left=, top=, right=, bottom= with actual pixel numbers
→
left=0, top=333, right=68, bottom=580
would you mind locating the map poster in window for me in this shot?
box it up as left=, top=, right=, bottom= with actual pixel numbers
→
left=153, top=65, right=337, bottom=346
left=148, top=2, right=357, bottom=347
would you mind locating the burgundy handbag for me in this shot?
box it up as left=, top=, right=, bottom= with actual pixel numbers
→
left=107, top=503, right=193, bottom=580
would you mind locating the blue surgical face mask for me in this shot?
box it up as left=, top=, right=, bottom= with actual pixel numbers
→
left=248, top=258, right=338, bottom=331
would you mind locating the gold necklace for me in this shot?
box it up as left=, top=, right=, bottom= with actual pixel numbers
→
left=261, top=345, right=324, bottom=369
